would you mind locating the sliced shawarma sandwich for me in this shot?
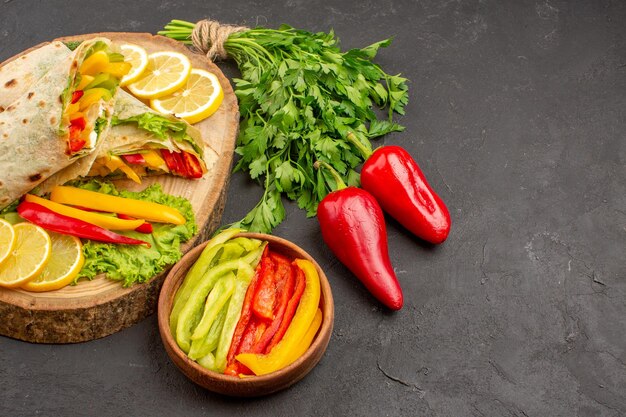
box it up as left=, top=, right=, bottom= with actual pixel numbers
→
left=87, top=89, right=215, bottom=183
left=0, top=38, right=128, bottom=209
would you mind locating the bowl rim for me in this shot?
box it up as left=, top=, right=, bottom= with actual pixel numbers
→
left=157, top=232, right=334, bottom=392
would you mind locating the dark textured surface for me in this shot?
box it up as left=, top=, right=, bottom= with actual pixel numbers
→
left=1, top=1, right=625, bottom=416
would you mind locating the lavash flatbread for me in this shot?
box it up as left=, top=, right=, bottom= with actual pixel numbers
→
left=0, top=38, right=116, bottom=209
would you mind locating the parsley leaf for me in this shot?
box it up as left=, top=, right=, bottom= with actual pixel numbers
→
left=162, top=22, right=410, bottom=233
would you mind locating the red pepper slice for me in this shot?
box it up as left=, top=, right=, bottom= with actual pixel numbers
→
left=117, top=213, right=153, bottom=234
left=71, top=90, right=84, bottom=104
left=17, top=201, right=150, bottom=247
left=225, top=317, right=268, bottom=376
left=121, top=154, right=146, bottom=165
left=160, top=149, right=183, bottom=176
left=251, top=253, right=278, bottom=320
left=181, top=152, right=203, bottom=179
left=70, top=116, right=86, bottom=130
left=68, top=136, right=86, bottom=154
left=68, top=116, right=87, bottom=154
left=249, top=253, right=296, bottom=354
left=266, top=262, right=306, bottom=352
left=172, top=151, right=188, bottom=177
left=224, top=246, right=270, bottom=369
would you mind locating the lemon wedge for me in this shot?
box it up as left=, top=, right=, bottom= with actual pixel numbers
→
left=0, top=223, right=51, bottom=288
left=0, top=219, right=16, bottom=267
left=150, top=68, right=224, bottom=124
left=119, top=43, right=149, bottom=87
left=22, top=233, right=84, bottom=292
left=127, top=51, right=191, bottom=99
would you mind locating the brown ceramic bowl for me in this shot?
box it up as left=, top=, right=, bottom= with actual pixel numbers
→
left=157, top=232, right=334, bottom=397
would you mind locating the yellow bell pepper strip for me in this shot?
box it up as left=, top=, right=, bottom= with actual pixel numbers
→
left=24, top=194, right=145, bottom=231
left=235, top=258, right=320, bottom=376
left=141, top=150, right=166, bottom=169
left=283, top=308, right=322, bottom=368
left=79, top=50, right=110, bottom=76
left=169, top=228, right=244, bottom=335
left=49, top=185, right=186, bottom=225
left=76, top=74, right=95, bottom=90
left=102, top=61, right=132, bottom=78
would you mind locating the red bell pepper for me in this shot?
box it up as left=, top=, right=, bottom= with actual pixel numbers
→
left=315, top=161, right=403, bottom=310
left=265, top=262, right=305, bottom=351
left=251, top=253, right=278, bottom=320
left=160, top=149, right=204, bottom=179
left=17, top=202, right=150, bottom=247
left=68, top=116, right=87, bottom=154
left=71, top=90, right=84, bottom=104
left=247, top=253, right=296, bottom=354
left=121, top=154, right=146, bottom=165
left=160, top=149, right=183, bottom=176
left=181, top=152, right=204, bottom=179
left=70, top=115, right=86, bottom=130
left=360, top=145, right=451, bottom=244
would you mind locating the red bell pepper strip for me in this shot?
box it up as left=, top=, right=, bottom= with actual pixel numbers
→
left=360, top=145, right=451, bottom=244
left=181, top=152, right=204, bottom=179
left=224, top=246, right=269, bottom=370
left=251, top=253, right=278, bottom=320
left=17, top=201, right=150, bottom=247
left=252, top=257, right=296, bottom=353
left=223, top=317, right=265, bottom=376
left=71, top=90, right=84, bottom=104
left=70, top=115, right=86, bottom=130
left=117, top=213, right=153, bottom=234
left=160, top=149, right=182, bottom=175
left=315, top=161, right=403, bottom=310
left=266, top=262, right=305, bottom=351
left=235, top=252, right=296, bottom=357
left=121, top=154, right=146, bottom=165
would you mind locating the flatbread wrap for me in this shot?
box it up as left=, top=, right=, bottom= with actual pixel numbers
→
left=0, top=38, right=128, bottom=209
left=87, top=89, right=216, bottom=183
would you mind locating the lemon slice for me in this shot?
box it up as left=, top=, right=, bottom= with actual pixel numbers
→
left=119, top=43, right=149, bottom=87
left=22, top=233, right=84, bottom=292
left=0, top=223, right=51, bottom=288
left=127, top=51, right=191, bottom=99
left=150, top=69, right=224, bottom=124
left=0, top=219, right=16, bottom=267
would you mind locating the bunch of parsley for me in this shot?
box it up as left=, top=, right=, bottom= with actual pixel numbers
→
left=161, top=21, right=409, bottom=233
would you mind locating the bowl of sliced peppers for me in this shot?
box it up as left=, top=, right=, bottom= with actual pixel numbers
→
left=157, top=229, right=334, bottom=397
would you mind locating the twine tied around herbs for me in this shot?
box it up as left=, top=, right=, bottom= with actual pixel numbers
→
left=191, top=19, right=249, bottom=61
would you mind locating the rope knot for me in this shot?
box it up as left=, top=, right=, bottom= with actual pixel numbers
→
left=191, top=19, right=248, bottom=61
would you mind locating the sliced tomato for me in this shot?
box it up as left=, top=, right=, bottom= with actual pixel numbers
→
left=181, top=152, right=204, bottom=179
left=121, top=154, right=146, bottom=165
left=71, top=90, right=84, bottom=104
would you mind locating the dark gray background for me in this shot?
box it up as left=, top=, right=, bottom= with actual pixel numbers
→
left=0, top=0, right=624, bottom=416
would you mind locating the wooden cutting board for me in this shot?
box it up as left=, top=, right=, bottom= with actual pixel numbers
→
left=0, top=33, right=239, bottom=343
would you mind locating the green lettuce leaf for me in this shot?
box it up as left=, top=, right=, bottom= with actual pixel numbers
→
left=73, top=180, right=197, bottom=287
left=111, top=113, right=203, bottom=156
